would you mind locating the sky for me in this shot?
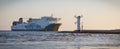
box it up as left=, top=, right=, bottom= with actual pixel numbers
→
left=0, top=0, right=120, bottom=31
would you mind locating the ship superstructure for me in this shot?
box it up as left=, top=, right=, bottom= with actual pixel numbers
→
left=11, top=16, right=61, bottom=31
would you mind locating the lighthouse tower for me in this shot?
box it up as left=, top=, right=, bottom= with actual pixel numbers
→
left=75, top=15, right=82, bottom=32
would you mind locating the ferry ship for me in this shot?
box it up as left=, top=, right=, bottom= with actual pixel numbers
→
left=11, top=15, right=61, bottom=31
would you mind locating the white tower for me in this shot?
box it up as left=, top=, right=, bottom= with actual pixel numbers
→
left=75, top=15, right=82, bottom=32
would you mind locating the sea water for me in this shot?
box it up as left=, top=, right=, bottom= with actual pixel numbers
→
left=0, top=31, right=120, bottom=49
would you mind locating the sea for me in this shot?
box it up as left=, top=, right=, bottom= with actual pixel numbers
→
left=0, top=31, right=120, bottom=49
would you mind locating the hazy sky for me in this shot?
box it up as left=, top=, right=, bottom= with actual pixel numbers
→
left=0, top=0, right=120, bottom=31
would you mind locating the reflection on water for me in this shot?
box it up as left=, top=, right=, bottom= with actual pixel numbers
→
left=80, top=46, right=120, bottom=49
left=0, top=41, right=120, bottom=49
left=0, top=31, right=120, bottom=49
